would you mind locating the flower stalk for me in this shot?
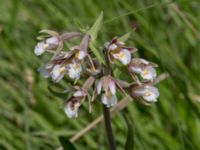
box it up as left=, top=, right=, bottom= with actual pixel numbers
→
left=103, top=105, right=116, bottom=150
left=102, top=47, right=116, bottom=150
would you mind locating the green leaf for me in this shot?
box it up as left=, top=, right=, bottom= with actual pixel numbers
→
left=89, top=43, right=105, bottom=64
left=58, top=136, right=76, bottom=150
left=118, top=31, right=132, bottom=42
left=123, top=113, right=134, bottom=150
left=88, top=12, right=105, bottom=64
left=48, top=86, right=67, bottom=100
left=88, top=11, right=103, bottom=41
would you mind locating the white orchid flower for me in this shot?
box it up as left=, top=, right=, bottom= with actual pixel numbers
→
left=51, top=64, right=66, bottom=82
left=140, top=66, right=156, bottom=81
left=34, top=37, right=60, bottom=56
left=129, top=58, right=157, bottom=81
left=34, top=42, right=48, bottom=56
left=133, top=85, right=159, bottom=102
left=97, top=77, right=117, bottom=107
left=101, top=93, right=117, bottom=107
left=67, top=62, right=82, bottom=79
left=64, top=99, right=81, bottom=118
left=112, top=49, right=131, bottom=65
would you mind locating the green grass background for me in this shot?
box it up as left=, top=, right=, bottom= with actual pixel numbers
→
left=0, top=0, right=200, bottom=149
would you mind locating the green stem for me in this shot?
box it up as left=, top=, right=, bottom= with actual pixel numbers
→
left=102, top=48, right=116, bottom=150
left=102, top=105, right=116, bottom=150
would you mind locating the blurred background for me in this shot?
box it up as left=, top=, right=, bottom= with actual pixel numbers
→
left=0, top=0, right=200, bottom=149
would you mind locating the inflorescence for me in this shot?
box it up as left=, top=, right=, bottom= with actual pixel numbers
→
left=34, top=30, right=160, bottom=118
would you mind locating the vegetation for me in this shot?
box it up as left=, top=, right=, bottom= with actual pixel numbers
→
left=0, top=0, right=200, bottom=149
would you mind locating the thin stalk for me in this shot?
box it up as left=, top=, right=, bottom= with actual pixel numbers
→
left=102, top=48, right=116, bottom=150
left=102, top=105, right=116, bottom=150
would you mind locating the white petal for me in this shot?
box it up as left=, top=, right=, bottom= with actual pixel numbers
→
left=101, top=94, right=107, bottom=105
left=109, top=95, right=117, bottom=107
left=139, top=58, right=149, bottom=65
left=109, top=80, right=116, bottom=95
left=38, top=65, right=50, bottom=78
left=113, top=49, right=131, bottom=65
left=64, top=101, right=80, bottom=118
left=97, top=80, right=102, bottom=95
left=142, top=86, right=159, bottom=102
left=77, top=51, right=87, bottom=60
left=109, top=44, right=117, bottom=50
left=140, top=66, right=156, bottom=81
left=51, top=65, right=65, bottom=82
left=101, top=94, right=117, bottom=107
left=73, top=90, right=86, bottom=97
left=121, top=49, right=131, bottom=65
left=130, top=66, right=142, bottom=73
left=34, top=42, right=45, bottom=56
left=46, top=37, right=59, bottom=45
left=68, top=63, right=82, bottom=79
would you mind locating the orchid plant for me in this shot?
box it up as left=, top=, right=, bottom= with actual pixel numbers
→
left=34, top=13, right=160, bottom=149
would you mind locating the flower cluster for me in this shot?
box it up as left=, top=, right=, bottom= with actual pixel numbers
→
left=35, top=30, right=160, bottom=118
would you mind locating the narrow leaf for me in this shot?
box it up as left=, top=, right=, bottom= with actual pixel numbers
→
left=58, top=136, right=76, bottom=150
left=123, top=113, right=134, bottom=150
left=48, top=86, right=67, bottom=100
left=88, top=12, right=103, bottom=41
left=89, top=43, right=105, bottom=64
left=39, top=29, right=59, bottom=36
left=118, top=31, right=132, bottom=42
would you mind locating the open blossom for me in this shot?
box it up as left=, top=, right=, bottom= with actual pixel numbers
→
left=64, top=98, right=81, bottom=118
left=70, top=46, right=87, bottom=60
left=67, top=61, right=82, bottom=79
left=132, top=85, right=159, bottom=102
left=112, top=49, right=131, bottom=65
left=51, top=64, right=66, bottom=82
left=129, top=58, right=157, bottom=81
left=140, top=66, right=156, bottom=81
left=34, top=36, right=60, bottom=56
left=97, top=76, right=117, bottom=107
left=105, top=38, right=137, bottom=65
left=64, top=89, right=87, bottom=118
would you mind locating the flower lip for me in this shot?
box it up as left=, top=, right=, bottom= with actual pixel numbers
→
left=77, top=50, right=87, bottom=60
left=101, top=93, right=117, bottom=107
left=140, top=66, right=156, bottom=81
left=112, top=49, right=131, bottom=65
left=132, top=85, right=159, bottom=102
left=129, top=58, right=157, bottom=81
left=51, top=64, right=66, bottom=82
left=64, top=98, right=81, bottom=118
left=34, top=42, right=46, bottom=56
left=67, top=61, right=82, bottom=79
